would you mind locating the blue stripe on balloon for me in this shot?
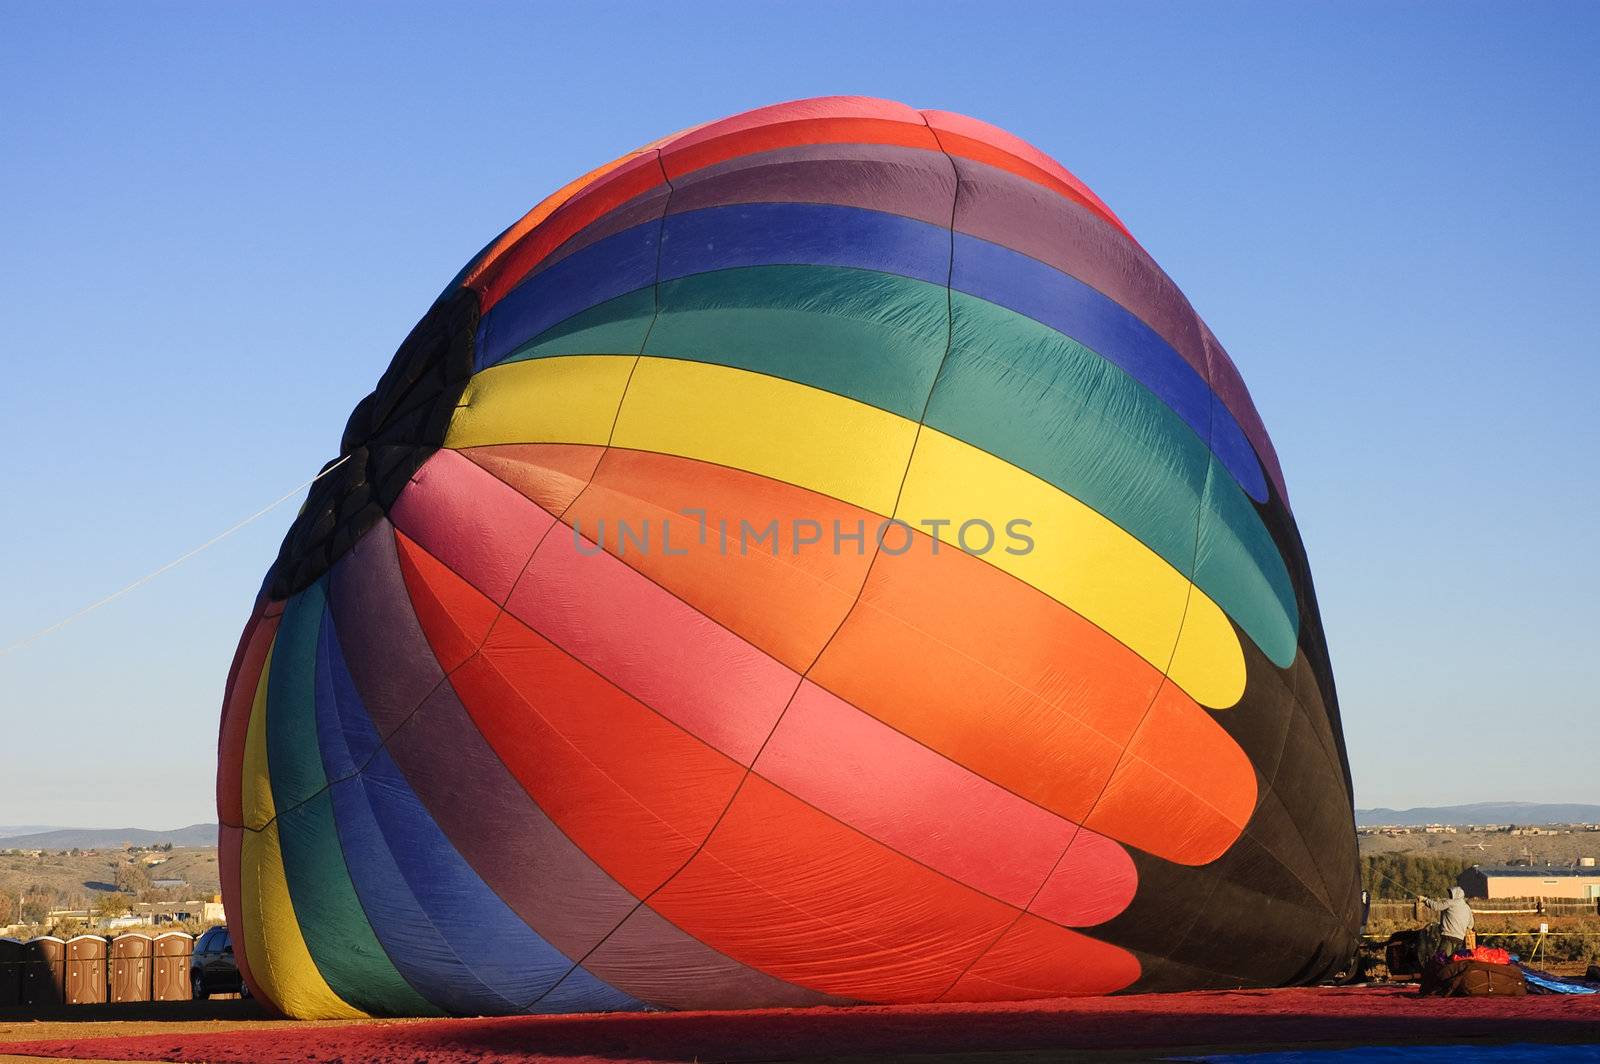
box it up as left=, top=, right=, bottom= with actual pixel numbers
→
left=659, top=201, right=950, bottom=286
left=313, top=609, right=646, bottom=1014
left=950, top=234, right=1265, bottom=502
left=474, top=201, right=1266, bottom=502
left=475, top=221, right=660, bottom=372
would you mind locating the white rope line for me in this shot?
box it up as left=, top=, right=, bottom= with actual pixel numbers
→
left=0, top=454, right=352, bottom=658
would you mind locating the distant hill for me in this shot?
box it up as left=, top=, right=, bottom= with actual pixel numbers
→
left=1356, top=803, right=1600, bottom=827
left=0, top=823, right=217, bottom=850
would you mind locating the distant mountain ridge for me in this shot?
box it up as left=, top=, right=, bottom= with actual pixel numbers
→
left=1356, top=802, right=1600, bottom=827
left=7, top=810, right=1595, bottom=845
left=0, top=823, right=217, bottom=850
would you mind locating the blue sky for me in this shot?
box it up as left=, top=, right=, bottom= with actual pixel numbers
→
left=1, top=2, right=1595, bottom=828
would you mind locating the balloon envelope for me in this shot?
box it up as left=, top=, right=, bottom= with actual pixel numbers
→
left=218, top=96, right=1359, bottom=1018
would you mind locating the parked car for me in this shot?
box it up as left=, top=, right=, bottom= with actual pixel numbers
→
left=190, top=926, right=249, bottom=999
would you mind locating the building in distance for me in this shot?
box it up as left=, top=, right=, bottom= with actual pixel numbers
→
left=1459, top=862, right=1600, bottom=900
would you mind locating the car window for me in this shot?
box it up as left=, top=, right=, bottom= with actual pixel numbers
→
left=196, top=929, right=216, bottom=952
left=218, top=929, right=231, bottom=951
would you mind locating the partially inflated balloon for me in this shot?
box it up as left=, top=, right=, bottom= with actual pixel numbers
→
left=218, top=97, right=1359, bottom=1018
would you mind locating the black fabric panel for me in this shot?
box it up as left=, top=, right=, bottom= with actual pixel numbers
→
left=1254, top=479, right=1353, bottom=803
left=1093, top=614, right=1361, bottom=991
left=266, top=286, right=479, bottom=601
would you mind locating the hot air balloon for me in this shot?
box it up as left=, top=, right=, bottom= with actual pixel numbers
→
left=217, top=96, right=1360, bottom=1018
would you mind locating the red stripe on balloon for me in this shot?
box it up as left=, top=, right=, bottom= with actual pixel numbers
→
left=215, top=602, right=281, bottom=1012
left=649, top=777, right=1140, bottom=1002
left=470, top=97, right=1138, bottom=314
left=942, top=913, right=1142, bottom=1001
left=425, top=443, right=1253, bottom=866
left=392, top=463, right=1142, bottom=932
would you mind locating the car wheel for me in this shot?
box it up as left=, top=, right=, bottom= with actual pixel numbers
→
left=192, top=972, right=208, bottom=1000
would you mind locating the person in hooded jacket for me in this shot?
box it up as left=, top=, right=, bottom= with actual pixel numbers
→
left=1421, top=886, right=1475, bottom=957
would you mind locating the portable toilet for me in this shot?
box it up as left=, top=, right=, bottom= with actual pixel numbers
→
left=109, top=933, right=153, bottom=1003
left=151, top=931, right=193, bottom=1001
left=65, top=935, right=108, bottom=1005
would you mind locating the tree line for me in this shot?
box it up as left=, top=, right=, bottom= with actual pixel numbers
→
left=1362, top=854, right=1472, bottom=899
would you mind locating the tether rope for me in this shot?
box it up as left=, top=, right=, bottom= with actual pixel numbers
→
left=0, top=454, right=351, bottom=658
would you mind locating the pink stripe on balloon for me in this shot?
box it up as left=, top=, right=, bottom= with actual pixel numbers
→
left=1031, top=828, right=1141, bottom=927
left=390, top=449, right=553, bottom=604
left=407, top=452, right=1139, bottom=925
left=505, top=525, right=798, bottom=766
left=757, top=681, right=1136, bottom=922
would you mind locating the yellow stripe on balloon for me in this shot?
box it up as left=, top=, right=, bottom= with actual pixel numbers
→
left=442, top=354, right=1244, bottom=708
left=449, top=354, right=635, bottom=448
left=897, top=429, right=1244, bottom=708
left=239, top=644, right=368, bottom=1020
left=239, top=644, right=277, bottom=832
left=611, top=357, right=920, bottom=514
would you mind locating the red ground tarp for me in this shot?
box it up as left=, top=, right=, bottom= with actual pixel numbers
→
left=4, top=986, right=1599, bottom=1063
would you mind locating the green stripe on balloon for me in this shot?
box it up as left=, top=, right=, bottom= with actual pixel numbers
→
left=497, top=264, right=1297, bottom=665
left=266, top=582, right=437, bottom=1016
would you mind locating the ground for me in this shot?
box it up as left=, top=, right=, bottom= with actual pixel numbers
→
left=1359, top=827, right=1600, bottom=865
left=1, top=988, right=1597, bottom=1063
left=5, top=835, right=1596, bottom=1059
left=0, top=848, right=219, bottom=927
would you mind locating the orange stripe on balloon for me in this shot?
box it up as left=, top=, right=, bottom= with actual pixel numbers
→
left=394, top=481, right=1140, bottom=926
left=1084, top=683, right=1258, bottom=864
left=655, top=96, right=929, bottom=154
left=459, top=443, right=603, bottom=516
left=465, top=150, right=662, bottom=308
left=662, top=117, right=940, bottom=179
left=810, top=529, right=1255, bottom=866
left=447, top=442, right=1253, bottom=866
left=567, top=446, right=873, bottom=673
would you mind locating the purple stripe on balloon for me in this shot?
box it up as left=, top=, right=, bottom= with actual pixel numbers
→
left=525, top=143, right=953, bottom=284
left=667, top=141, right=955, bottom=225
left=327, top=520, right=445, bottom=734
left=326, top=519, right=844, bottom=1008
left=380, top=682, right=635, bottom=956
left=564, top=904, right=852, bottom=1010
